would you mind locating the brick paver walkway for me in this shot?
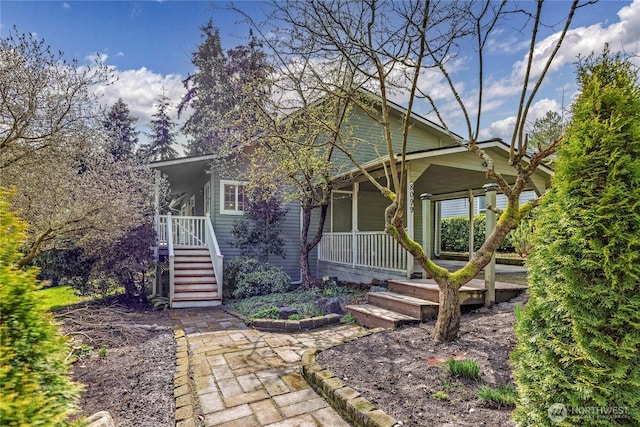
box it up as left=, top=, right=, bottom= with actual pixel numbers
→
left=171, top=308, right=370, bottom=427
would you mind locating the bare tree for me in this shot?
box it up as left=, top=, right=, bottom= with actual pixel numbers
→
left=250, top=0, right=594, bottom=342
left=0, top=29, right=159, bottom=268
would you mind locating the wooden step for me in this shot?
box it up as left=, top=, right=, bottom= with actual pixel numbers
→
left=173, top=248, right=210, bottom=256
left=173, top=255, right=211, bottom=264
left=174, top=268, right=215, bottom=276
left=388, top=280, right=485, bottom=305
left=366, top=291, right=439, bottom=321
left=174, top=283, right=218, bottom=292
left=174, top=275, right=217, bottom=285
left=174, top=290, right=219, bottom=300
left=171, top=298, right=222, bottom=309
left=345, top=304, right=420, bottom=329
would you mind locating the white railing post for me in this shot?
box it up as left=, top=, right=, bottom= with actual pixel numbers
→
left=167, top=212, right=175, bottom=307
left=205, top=214, right=224, bottom=298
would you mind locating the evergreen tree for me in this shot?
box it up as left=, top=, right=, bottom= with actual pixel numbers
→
left=179, top=22, right=270, bottom=156
left=511, top=48, right=640, bottom=426
left=0, top=189, right=82, bottom=425
left=103, top=98, right=139, bottom=161
left=142, top=93, right=179, bottom=161
left=179, top=21, right=232, bottom=156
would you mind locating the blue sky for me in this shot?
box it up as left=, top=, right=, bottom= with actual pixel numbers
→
left=2, top=0, right=639, bottom=147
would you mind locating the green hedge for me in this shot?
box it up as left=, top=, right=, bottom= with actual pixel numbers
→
left=440, top=214, right=514, bottom=253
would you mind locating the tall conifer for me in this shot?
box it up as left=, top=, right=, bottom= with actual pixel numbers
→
left=512, top=48, right=640, bottom=426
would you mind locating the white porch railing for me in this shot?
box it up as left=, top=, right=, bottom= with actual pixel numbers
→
left=318, top=231, right=411, bottom=275
left=158, top=214, right=224, bottom=297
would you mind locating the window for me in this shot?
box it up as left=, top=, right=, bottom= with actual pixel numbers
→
left=220, top=180, right=248, bottom=214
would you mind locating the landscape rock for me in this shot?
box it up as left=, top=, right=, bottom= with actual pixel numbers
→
left=278, top=306, right=299, bottom=319
left=86, top=411, right=115, bottom=427
left=315, top=297, right=345, bottom=315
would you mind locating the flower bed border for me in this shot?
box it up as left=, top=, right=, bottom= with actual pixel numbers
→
left=223, top=308, right=342, bottom=332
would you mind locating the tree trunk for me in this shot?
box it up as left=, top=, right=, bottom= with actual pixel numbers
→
left=433, top=282, right=461, bottom=343
left=299, top=245, right=314, bottom=288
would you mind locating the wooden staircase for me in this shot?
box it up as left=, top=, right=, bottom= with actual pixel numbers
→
left=172, top=247, right=221, bottom=308
left=345, top=278, right=526, bottom=329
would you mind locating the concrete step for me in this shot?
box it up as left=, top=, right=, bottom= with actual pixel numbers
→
left=388, top=280, right=485, bottom=305
left=366, top=291, right=439, bottom=321
left=345, top=304, right=420, bottom=329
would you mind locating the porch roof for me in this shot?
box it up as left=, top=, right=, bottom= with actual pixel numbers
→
left=339, top=139, right=553, bottom=199
left=150, top=155, right=214, bottom=195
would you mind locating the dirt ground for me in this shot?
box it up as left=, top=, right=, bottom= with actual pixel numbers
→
left=55, top=289, right=524, bottom=427
left=318, top=294, right=526, bottom=427
left=55, top=296, right=176, bottom=427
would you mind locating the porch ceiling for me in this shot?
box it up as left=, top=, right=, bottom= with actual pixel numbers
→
left=354, top=143, right=551, bottom=199
left=152, top=158, right=211, bottom=195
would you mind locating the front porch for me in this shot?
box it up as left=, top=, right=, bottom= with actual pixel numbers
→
left=317, top=140, right=550, bottom=297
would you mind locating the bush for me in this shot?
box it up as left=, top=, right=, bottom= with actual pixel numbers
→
left=224, top=256, right=291, bottom=299
left=0, top=189, right=81, bottom=425
left=511, top=50, right=640, bottom=426
left=233, top=267, right=291, bottom=299
left=440, top=214, right=515, bottom=253
left=223, top=256, right=264, bottom=299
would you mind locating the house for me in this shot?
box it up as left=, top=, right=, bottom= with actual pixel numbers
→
left=150, top=98, right=553, bottom=308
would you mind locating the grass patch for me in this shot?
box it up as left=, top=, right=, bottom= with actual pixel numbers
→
left=446, top=359, right=481, bottom=381
left=36, top=285, right=93, bottom=311
left=477, top=383, right=518, bottom=407
left=226, top=285, right=365, bottom=319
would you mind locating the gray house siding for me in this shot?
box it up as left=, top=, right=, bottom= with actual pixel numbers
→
left=210, top=170, right=303, bottom=282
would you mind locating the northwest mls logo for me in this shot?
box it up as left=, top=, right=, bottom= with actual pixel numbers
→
left=548, top=403, right=568, bottom=422
left=548, top=403, right=630, bottom=423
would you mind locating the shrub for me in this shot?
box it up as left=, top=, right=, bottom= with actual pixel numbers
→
left=0, top=188, right=82, bottom=425
left=223, top=256, right=265, bottom=299
left=507, top=218, right=534, bottom=258
left=233, top=267, right=291, bottom=299
left=512, top=49, right=640, bottom=426
left=440, top=214, right=515, bottom=253
left=445, top=359, right=481, bottom=381
left=252, top=306, right=280, bottom=319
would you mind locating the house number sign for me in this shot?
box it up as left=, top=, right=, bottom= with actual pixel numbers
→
left=409, top=182, right=414, bottom=212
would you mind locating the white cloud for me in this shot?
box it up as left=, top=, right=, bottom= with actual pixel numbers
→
left=116, top=51, right=124, bottom=57
left=96, top=67, right=185, bottom=128
left=85, top=52, right=108, bottom=64
left=479, top=98, right=561, bottom=141
left=63, top=2, right=71, bottom=9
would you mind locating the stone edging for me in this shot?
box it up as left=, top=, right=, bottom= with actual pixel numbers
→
left=173, top=329, right=198, bottom=427
left=224, top=308, right=342, bottom=332
left=301, top=347, right=400, bottom=427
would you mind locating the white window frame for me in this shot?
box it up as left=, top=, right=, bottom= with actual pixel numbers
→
left=204, top=181, right=211, bottom=215
left=220, top=179, right=248, bottom=215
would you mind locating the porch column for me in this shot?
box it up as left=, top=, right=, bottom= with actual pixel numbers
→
left=468, top=189, right=474, bottom=261
left=352, top=182, right=359, bottom=267
left=420, top=193, right=433, bottom=259
left=483, top=183, right=499, bottom=307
